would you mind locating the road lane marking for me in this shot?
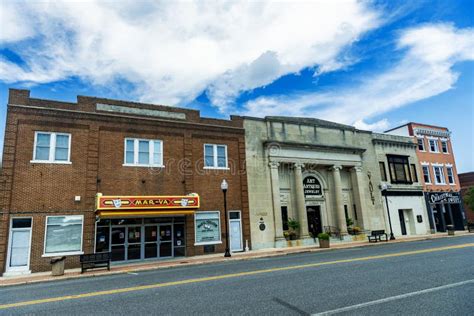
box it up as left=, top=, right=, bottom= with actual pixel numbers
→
left=312, top=279, right=474, bottom=315
left=1, top=243, right=473, bottom=310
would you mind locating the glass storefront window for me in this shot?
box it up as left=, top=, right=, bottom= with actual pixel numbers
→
left=45, top=216, right=83, bottom=255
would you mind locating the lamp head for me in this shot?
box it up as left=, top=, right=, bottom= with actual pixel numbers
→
left=221, top=179, right=228, bottom=191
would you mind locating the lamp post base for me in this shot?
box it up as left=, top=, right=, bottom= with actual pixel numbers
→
left=224, top=249, right=231, bottom=257
left=390, top=233, right=396, bottom=240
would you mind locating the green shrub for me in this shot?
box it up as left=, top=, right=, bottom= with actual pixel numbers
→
left=317, top=232, right=330, bottom=240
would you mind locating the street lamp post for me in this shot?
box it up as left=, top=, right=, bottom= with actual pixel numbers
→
left=381, top=183, right=396, bottom=240
left=221, top=179, right=231, bottom=257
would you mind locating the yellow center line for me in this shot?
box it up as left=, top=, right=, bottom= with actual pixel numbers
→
left=1, top=243, right=473, bottom=310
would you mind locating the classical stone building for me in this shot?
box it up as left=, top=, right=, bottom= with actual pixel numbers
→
left=243, top=117, right=430, bottom=249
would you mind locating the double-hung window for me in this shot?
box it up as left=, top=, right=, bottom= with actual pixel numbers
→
left=446, top=166, right=455, bottom=184
left=44, top=215, right=83, bottom=256
left=124, top=138, right=163, bottom=167
left=33, top=132, right=71, bottom=163
left=441, top=140, right=449, bottom=153
left=422, top=165, right=431, bottom=184
left=204, top=144, right=228, bottom=169
left=387, top=155, right=412, bottom=184
left=433, top=165, right=446, bottom=184
left=417, top=138, right=425, bottom=151
left=429, top=139, right=439, bottom=153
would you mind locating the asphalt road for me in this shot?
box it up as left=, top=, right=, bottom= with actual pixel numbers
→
left=1, top=235, right=473, bottom=315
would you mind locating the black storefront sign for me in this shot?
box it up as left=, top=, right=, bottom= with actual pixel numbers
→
left=428, top=192, right=461, bottom=204
left=303, top=176, right=322, bottom=199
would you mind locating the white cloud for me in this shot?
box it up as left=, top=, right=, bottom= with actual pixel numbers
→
left=242, top=23, right=474, bottom=131
left=0, top=0, right=380, bottom=108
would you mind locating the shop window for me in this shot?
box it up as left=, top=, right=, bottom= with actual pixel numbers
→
left=422, top=165, right=431, bottom=184
left=410, top=164, right=418, bottom=183
left=33, top=132, right=71, bottom=163
left=124, top=138, right=163, bottom=167
left=417, top=138, right=425, bottom=151
left=433, top=166, right=446, bottom=185
left=281, top=206, right=289, bottom=231
left=429, top=139, right=439, bottom=153
left=441, top=140, right=449, bottom=153
left=95, top=226, right=110, bottom=253
left=174, top=223, right=186, bottom=257
left=387, top=155, right=412, bottom=184
left=379, top=162, right=387, bottom=181
left=195, top=211, right=221, bottom=245
left=44, top=216, right=83, bottom=255
left=446, top=167, right=455, bottom=184
left=204, top=144, right=228, bottom=169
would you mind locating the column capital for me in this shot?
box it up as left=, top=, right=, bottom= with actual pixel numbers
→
left=330, top=165, right=342, bottom=172
left=351, top=166, right=363, bottom=172
left=293, top=162, right=305, bottom=169
left=269, top=161, right=280, bottom=169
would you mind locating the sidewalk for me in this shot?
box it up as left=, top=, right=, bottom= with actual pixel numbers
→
left=1, top=232, right=471, bottom=287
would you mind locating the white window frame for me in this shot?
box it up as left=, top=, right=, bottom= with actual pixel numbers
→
left=194, top=211, right=222, bottom=246
left=42, top=215, right=84, bottom=257
left=203, top=144, right=229, bottom=169
left=446, top=166, right=455, bottom=185
left=123, top=138, right=164, bottom=167
left=428, top=137, right=439, bottom=153
left=440, top=139, right=449, bottom=154
left=432, top=164, right=446, bottom=185
left=31, top=131, right=72, bottom=164
left=6, top=217, right=33, bottom=274
left=417, top=138, right=425, bottom=152
left=421, top=165, right=431, bottom=184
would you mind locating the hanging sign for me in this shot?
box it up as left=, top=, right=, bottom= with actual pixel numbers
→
left=303, top=176, right=322, bottom=198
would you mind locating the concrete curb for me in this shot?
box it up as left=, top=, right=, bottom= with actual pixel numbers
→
left=1, top=232, right=471, bottom=287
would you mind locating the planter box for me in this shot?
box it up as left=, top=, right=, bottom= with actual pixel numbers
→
left=448, top=230, right=455, bottom=236
left=319, top=239, right=330, bottom=248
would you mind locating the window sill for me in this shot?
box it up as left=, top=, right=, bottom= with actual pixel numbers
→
left=30, top=160, right=72, bottom=165
left=434, top=183, right=447, bottom=186
left=42, top=251, right=84, bottom=257
left=122, top=164, right=165, bottom=168
left=194, top=241, right=222, bottom=246
left=203, top=167, right=230, bottom=170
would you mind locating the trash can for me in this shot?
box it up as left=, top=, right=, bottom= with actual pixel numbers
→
left=447, top=225, right=455, bottom=236
left=51, top=256, right=66, bottom=276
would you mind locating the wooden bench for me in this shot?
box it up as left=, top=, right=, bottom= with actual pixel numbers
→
left=468, top=223, right=474, bottom=233
left=367, top=230, right=388, bottom=243
left=80, top=252, right=111, bottom=273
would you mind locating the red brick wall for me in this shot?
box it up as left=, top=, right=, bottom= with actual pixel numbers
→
left=0, top=89, right=249, bottom=274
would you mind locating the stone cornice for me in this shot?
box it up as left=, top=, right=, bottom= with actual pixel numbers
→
left=264, top=140, right=366, bottom=154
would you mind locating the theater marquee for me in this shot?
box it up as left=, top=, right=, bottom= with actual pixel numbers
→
left=96, top=193, right=200, bottom=217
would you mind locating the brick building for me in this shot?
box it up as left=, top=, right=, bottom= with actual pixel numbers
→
left=459, top=172, right=474, bottom=223
left=0, top=89, right=249, bottom=276
left=386, top=123, right=466, bottom=232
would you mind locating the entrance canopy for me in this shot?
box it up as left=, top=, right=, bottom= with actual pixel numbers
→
left=96, top=193, right=200, bottom=218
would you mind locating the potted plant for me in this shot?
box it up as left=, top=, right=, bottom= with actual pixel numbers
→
left=283, top=231, right=290, bottom=241
left=352, top=226, right=361, bottom=235
left=287, top=218, right=300, bottom=240
left=317, top=232, right=330, bottom=248
left=346, top=218, right=354, bottom=234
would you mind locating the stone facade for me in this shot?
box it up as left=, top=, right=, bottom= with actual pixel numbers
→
left=244, top=117, right=430, bottom=250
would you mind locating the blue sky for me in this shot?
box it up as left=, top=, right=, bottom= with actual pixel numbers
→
left=0, top=0, right=473, bottom=171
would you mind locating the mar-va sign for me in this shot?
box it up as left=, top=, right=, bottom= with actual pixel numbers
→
left=96, top=194, right=200, bottom=210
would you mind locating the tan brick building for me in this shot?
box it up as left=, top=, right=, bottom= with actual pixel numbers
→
left=0, top=89, right=249, bottom=276
left=386, top=123, right=466, bottom=232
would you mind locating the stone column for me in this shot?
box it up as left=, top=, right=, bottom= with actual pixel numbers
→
left=294, top=163, right=310, bottom=238
left=269, top=161, right=284, bottom=240
left=350, top=166, right=367, bottom=229
left=332, top=165, right=347, bottom=234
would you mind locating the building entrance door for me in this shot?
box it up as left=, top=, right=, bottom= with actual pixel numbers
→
left=6, top=218, right=32, bottom=274
left=398, top=209, right=407, bottom=235
left=229, top=211, right=243, bottom=252
left=306, top=206, right=322, bottom=237
left=159, top=224, right=172, bottom=257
